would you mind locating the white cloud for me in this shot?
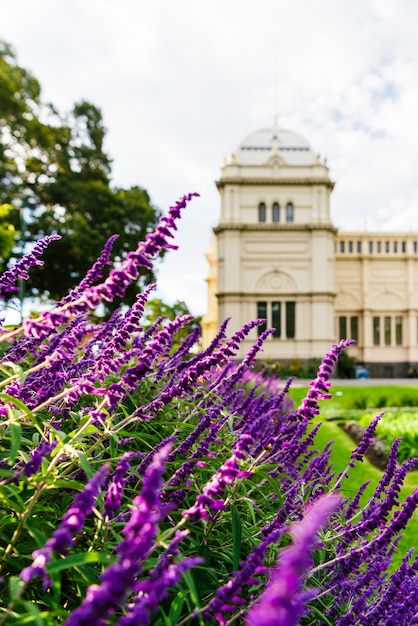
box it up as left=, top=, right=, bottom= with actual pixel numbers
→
left=1, top=0, right=418, bottom=314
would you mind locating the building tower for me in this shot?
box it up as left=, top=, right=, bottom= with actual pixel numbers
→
left=202, top=124, right=336, bottom=364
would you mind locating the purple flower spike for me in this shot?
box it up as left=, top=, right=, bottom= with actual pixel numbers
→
left=184, top=433, right=253, bottom=521
left=104, top=453, right=134, bottom=521
left=20, top=464, right=109, bottom=587
left=62, top=234, right=119, bottom=303
left=298, top=339, right=355, bottom=420
left=23, top=440, right=58, bottom=478
left=22, top=193, right=199, bottom=339
left=62, top=445, right=171, bottom=626
left=0, top=234, right=61, bottom=295
left=245, top=493, right=342, bottom=626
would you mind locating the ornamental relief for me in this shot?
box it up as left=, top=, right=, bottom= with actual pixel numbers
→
left=367, top=289, right=406, bottom=310
left=335, top=291, right=360, bottom=309
left=256, top=270, right=297, bottom=292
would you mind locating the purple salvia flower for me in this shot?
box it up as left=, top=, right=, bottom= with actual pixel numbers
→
left=20, top=464, right=109, bottom=587
left=135, top=435, right=178, bottom=476
left=334, top=413, right=383, bottom=489
left=116, top=530, right=202, bottom=626
left=0, top=234, right=61, bottom=294
left=245, top=493, right=342, bottom=626
left=104, top=452, right=135, bottom=521
left=133, top=321, right=269, bottom=423
left=92, top=284, right=156, bottom=382
left=61, top=234, right=119, bottom=303
left=207, top=326, right=275, bottom=395
left=22, top=193, right=198, bottom=339
left=183, top=433, right=253, bottom=521
left=341, top=479, right=371, bottom=521
left=203, top=526, right=288, bottom=622
left=62, top=444, right=171, bottom=626
left=23, top=440, right=57, bottom=477
left=361, top=550, right=418, bottom=624
left=297, top=339, right=355, bottom=420
left=1, top=440, right=58, bottom=486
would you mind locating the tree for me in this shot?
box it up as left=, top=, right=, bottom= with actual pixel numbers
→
left=143, top=298, right=201, bottom=348
left=0, top=41, right=161, bottom=306
left=0, top=203, right=17, bottom=270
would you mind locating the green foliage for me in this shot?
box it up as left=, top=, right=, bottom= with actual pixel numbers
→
left=0, top=40, right=161, bottom=306
left=335, top=350, right=356, bottom=379
left=289, top=385, right=418, bottom=419
left=258, top=357, right=324, bottom=379
left=143, top=298, right=201, bottom=348
left=358, top=410, right=418, bottom=463
left=0, top=204, right=17, bottom=270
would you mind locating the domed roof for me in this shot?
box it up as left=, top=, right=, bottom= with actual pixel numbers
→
left=235, top=124, right=317, bottom=166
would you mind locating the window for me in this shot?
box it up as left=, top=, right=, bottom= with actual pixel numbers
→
left=385, top=241, right=390, bottom=253
left=258, top=202, right=266, bottom=222
left=271, top=301, right=281, bottom=337
left=348, top=241, right=353, bottom=253
left=402, top=241, right=406, bottom=253
left=350, top=316, right=359, bottom=342
left=286, top=301, right=296, bottom=338
left=395, top=317, right=403, bottom=345
left=285, top=202, right=294, bottom=223
left=414, top=241, right=418, bottom=254
left=257, top=301, right=267, bottom=336
left=384, top=316, right=391, bottom=345
left=393, top=241, right=398, bottom=253
left=369, top=241, right=373, bottom=254
left=272, top=202, right=280, bottom=222
left=340, top=241, right=345, bottom=253
left=377, top=241, right=381, bottom=253
left=373, top=317, right=380, bottom=345
left=257, top=301, right=296, bottom=339
left=339, top=316, right=347, bottom=340
left=357, top=241, right=362, bottom=253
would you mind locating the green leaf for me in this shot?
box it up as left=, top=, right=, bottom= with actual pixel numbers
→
left=9, top=575, right=25, bottom=601
left=22, top=601, right=45, bottom=626
left=181, top=571, right=204, bottom=626
left=168, top=590, right=185, bottom=625
left=0, top=393, right=32, bottom=416
left=77, top=452, right=93, bottom=478
left=231, top=504, right=242, bottom=571
left=46, top=550, right=113, bottom=574
left=9, top=422, right=22, bottom=463
left=241, top=497, right=257, bottom=526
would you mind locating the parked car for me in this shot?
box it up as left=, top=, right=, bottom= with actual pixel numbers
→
left=355, top=365, right=370, bottom=379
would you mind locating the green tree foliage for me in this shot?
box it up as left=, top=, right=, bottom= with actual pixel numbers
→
left=0, top=41, right=161, bottom=305
left=143, top=298, right=201, bottom=348
left=0, top=203, right=17, bottom=270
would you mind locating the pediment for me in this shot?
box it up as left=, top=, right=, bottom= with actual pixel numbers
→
left=256, top=269, right=297, bottom=292
left=370, top=289, right=406, bottom=310
left=335, top=290, right=361, bottom=310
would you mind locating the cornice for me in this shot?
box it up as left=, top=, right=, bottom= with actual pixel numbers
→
left=213, top=223, right=338, bottom=235
left=216, top=177, right=335, bottom=190
left=216, top=291, right=336, bottom=299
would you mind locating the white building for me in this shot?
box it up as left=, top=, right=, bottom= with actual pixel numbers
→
left=202, top=125, right=418, bottom=377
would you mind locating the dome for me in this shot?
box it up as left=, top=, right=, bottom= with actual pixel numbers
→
left=235, top=124, right=317, bottom=166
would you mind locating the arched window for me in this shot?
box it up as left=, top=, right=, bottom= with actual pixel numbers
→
left=258, top=202, right=266, bottom=222
left=285, top=202, right=294, bottom=223
left=272, top=202, right=280, bottom=222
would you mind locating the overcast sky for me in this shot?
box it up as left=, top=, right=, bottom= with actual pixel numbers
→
left=2, top=0, right=418, bottom=315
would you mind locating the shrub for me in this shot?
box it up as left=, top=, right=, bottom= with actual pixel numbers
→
left=0, top=193, right=418, bottom=625
left=359, top=410, right=418, bottom=464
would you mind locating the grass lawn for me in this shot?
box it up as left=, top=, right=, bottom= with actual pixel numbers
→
left=287, top=383, right=418, bottom=570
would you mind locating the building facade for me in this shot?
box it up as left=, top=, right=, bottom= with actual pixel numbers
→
left=202, top=125, right=418, bottom=377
